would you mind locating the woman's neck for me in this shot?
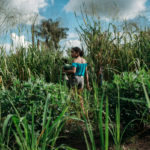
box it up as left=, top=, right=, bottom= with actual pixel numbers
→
left=75, top=55, right=80, bottom=59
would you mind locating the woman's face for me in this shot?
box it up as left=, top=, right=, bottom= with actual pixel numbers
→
left=71, top=49, right=79, bottom=58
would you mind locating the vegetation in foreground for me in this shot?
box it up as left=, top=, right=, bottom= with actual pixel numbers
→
left=0, top=13, right=150, bottom=150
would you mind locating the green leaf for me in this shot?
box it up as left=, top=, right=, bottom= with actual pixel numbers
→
left=99, top=90, right=105, bottom=150
left=13, top=130, right=24, bottom=150
left=42, top=93, right=51, bottom=131
left=2, top=114, right=14, bottom=142
left=31, top=104, right=35, bottom=150
left=105, top=96, right=109, bottom=150
left=119, top=97, right=146, bottom=104
left=84, top=132, right=91, bottom=150
left=142, top=81, right=150, bottom=108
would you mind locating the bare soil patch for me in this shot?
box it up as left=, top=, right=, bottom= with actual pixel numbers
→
left=56, top=121, right=150, bottom=150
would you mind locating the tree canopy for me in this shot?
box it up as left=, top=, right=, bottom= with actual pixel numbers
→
left=35, top=18, right=69, bottom=50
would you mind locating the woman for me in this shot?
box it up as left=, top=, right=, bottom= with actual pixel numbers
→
left=62, top=47, right=90, bottom=115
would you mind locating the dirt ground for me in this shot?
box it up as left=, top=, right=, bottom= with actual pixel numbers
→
left=123, top=125, right=150, bottom=150
left=56, top=121, right=150, bottom=150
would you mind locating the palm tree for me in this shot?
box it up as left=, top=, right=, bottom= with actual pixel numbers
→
left=35, top=18, right=69, bottom=50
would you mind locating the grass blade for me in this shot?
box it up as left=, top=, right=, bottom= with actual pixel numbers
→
left=142, top=81, right=150, bottom=108
left=42, top=93, right=51, bottom=131
left=13, top=130, right=24, bottom=150
left=84, top=132, right=91, bottom=150
left=31, top=104, right=35, bottom=150
left=2, top=114, right=14, bottom=142
left=105, top=96, right=109, bottom=150
left=99, top=90, right=105, bottom=150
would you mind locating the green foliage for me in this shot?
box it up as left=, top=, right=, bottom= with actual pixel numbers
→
left=0, top=76, right=70, bottom=122
left=1, top=9, right=150, bottom=150
left=0, top=45, right=73, bottom=86
left=102, top=69, right=150, bottom=138
left=0, top=96, right=75, bottom=150
left=0, top=69, right=150, bottom=149
left=66, top=48, right=72, bottom=58
left=34, top=18, right=69, bottom=50
left=76, top=13, right=150, bottom=84
left=82, top=68, right=150, bottom=150
left=0, top=76, right=80, bottom=150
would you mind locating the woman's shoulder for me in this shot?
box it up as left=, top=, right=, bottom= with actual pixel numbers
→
left=81, top=58, right=87, bottom=63
left=72, top=58, right=87, bottom=64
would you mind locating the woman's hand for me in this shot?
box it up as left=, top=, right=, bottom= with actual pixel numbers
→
left=62, top=67, right=65, bottom=74
left=62, top=67, right=71, bottom=75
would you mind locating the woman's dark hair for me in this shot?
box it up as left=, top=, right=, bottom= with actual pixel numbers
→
left=72, top=47, right=84, bottom=57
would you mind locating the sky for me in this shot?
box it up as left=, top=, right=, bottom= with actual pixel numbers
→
left=0, top=0, right=150, bottom=56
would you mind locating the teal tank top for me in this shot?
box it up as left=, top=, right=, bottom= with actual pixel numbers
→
left=71, top=62, right=88, bottom=76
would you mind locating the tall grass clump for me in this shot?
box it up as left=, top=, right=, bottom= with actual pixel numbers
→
left=81, top=66, right=150, bottom=150
left=0, top=76, right=80, bottom=150
left=0, top=44, right=73, bottom=87
left=75, top=12, right=150, bottom=86
left=0, top=96, right=75, bottom=150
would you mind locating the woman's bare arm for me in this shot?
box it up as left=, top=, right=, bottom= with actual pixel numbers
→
left=62, top=60, right=77, bottom=74
left=63, top=68, right=76, bottom=74
left=85, top=66, right=90, bottom=90
left=62, top=66, right=76, bottom=74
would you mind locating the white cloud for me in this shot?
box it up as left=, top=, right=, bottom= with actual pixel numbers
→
left=68, top=33, right=79, bottom=39
left=51, top=0, right=54, bottom=5
left=11, top=33, right=31, bottom=50
left=63, top=0, right=147, bottom=21
left=0, top=33, right=32, bottom=53
left=64, top=39, right=84, bottom=49
left=11, top=0, right=49, bottom=25
left=0, top=0, right=52, bottom=34
left=62, top=39, right=87, bottom=57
